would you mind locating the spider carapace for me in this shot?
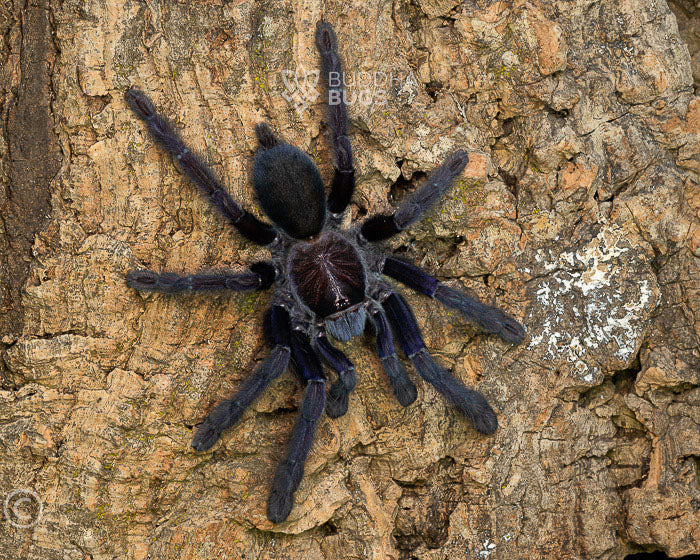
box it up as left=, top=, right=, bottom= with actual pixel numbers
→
left=289, top=232, right=367, bottom=340
left=125, top=20, right=525, bottom=523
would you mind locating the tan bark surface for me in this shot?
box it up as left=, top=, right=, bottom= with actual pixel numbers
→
left=1, top=0, right=698, bottom=559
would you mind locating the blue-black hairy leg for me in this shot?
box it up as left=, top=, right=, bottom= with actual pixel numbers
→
left=125, top=87, right=277, bottom=245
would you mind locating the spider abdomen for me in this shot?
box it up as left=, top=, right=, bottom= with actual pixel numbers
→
left=289, top=232, right=366, bottom=322
left=253, top=143, right=326, bottom=239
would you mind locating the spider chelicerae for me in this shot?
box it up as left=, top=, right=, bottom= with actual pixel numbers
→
left=125, top=20, right=525, bottom=523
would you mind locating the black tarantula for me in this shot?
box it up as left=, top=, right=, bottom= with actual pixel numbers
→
left=125, top=21, right=525, bottom=523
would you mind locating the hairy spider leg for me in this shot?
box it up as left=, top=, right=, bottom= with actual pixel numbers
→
left=382, top=291, right=498, bottom=434
left=316, top=333, right=357, bottom=418
left=360, top=150, right=469, bottom=242
left=267, top=331, right=326, bottom=523
left=191, top=305, right=292, bottom=452
left=125, top=87, right=277, bottom=245
left=381, top=257, right=526, bottom=344
left=369, top=304, right=418, bottom=407
left=316, top=20, right=355, bottom=215
left=126, top=262, right=276, bottom=293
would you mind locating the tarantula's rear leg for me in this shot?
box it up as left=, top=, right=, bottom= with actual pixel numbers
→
left=316, top=21, right=355, bottom=215
left=267, top=331, right=326, bottom=523
left=382, top=291, right=498, bottom=434
left=381, top=257, right=525, bottom=344
left=192, top=305, right=291, bottom=451
left=127, top=262, right=276, bottom=294
left=125, top=88, right=277, bottom=245
left=360, top=150, right=469, bottom=242
left=369, top=304, right=417, bottom=407
left=316, top=333, right=357, bottom=418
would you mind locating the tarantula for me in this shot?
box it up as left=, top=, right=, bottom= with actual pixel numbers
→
left=125, top=20, right=525, bottom=523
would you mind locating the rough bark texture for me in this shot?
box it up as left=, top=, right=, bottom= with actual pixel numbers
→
left=0, top=0, right=698, bottom=559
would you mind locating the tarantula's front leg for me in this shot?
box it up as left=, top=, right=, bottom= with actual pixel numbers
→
left=360, top=150, right=469, bottom=242
left=316, top=21, right=355, bottom=215
left=369, top=304, right=417, bottom=407
left=267, top=330, right=326, bottom=523
left=381, top=257, right=525, bottom=344
left=316, top=333, right=357, bottom=418
left=192, top=305, right=291, bottom=451
left=127, top=262, right=276, bottom=294
left=382, top=291, right=498, bottom=434
left=125, top=87, right=277, bottom=245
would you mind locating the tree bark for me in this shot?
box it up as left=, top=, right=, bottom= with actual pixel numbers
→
left=1, top=0, right=698, bottom=558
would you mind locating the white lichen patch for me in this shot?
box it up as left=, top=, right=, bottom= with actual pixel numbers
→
left=528, top=225, right=659, bottom=380
left=478, top=539, right=497, bottom=557
left=501, top=50, right=520, bottom=66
